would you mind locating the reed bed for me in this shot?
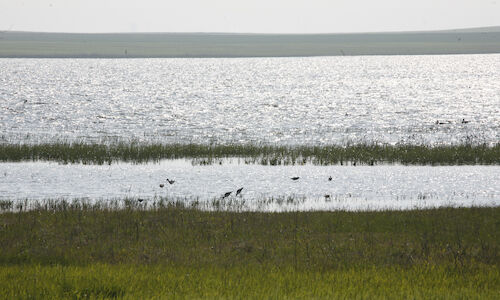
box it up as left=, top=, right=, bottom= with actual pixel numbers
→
left=1, top=142, right=499, bottom=165
left=0, top=200, right=498, bottom=298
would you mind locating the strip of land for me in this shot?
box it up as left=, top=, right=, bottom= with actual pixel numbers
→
left=0, top=142, right=498, bottom=165
left=0, top=202, right=498, bottom=298
left=1, top=27, right=500, bottom=58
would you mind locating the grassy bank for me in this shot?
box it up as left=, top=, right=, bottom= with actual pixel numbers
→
left=1, top=142, right=499, bottom=165
left=1, top=202, right=499, bottom=298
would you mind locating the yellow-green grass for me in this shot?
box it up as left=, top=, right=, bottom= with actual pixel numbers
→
left=1, top=142, right=499, bottom=165
left=0, top=202, right=499, bottom=298
left=1, top=263, right=498, bottom=299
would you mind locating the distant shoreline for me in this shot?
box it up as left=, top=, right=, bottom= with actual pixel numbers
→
left=1, top=27, right=500, bottom=58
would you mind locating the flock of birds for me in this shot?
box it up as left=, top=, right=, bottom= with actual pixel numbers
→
left=154, top=175, right=335, bottom=201
left=435, top=118, right=470, bottom=125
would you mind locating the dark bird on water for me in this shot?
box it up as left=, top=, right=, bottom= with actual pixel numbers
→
left=236, top=187, right=244, bottom=196
left=166, top=178, right=175, bottom=184
left=138, top=198, right=144, bottom=203
left=328, top=176, right=332, bottom=181
left=222, top=191, right=232, bottom=199
left=461, top=118, right=470, bottom=124
left=291, top=177, right=300, bottom=180
left=159, top=184, right=165, bottom=188
left=324, top=195, right=331, bottom=199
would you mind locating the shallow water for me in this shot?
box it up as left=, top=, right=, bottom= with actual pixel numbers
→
left=1, top=161, right=498, bottom=211
left=1, top=55, right=499, bottom=145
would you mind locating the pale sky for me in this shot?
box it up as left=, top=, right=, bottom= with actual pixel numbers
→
left=0, top=0, right=499, bottom=33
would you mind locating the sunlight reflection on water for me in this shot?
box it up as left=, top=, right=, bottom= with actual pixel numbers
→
left=1, top=160, right=498, bottom=211
left=1, top=55, right=499, bottom=146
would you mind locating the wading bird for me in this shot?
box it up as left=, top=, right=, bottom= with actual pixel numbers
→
left=236, top=187, right=244, bottom=196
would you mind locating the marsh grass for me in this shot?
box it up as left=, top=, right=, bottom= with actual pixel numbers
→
left=0, top=199, right=498, bottom=268
left=1, top=200, right=499, bottom=298
left=1, top=142, right=499, bottom=165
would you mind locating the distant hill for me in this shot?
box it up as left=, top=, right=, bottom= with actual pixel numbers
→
left=438, top=26, right=500, bottom=33
left=1, top=27, right=499, bottom=58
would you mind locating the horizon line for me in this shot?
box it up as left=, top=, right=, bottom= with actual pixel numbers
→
left=3, top=25, right=500, bottom=36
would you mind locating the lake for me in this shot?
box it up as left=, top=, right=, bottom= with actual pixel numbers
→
left=1, top=55, right=499, bottom=145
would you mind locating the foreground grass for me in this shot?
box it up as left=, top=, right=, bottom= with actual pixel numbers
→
left=0, top=202, right=499, bottom=298
left=1, top=264, right=498, bottom=299
left=1, top=142, right=499, bottom=165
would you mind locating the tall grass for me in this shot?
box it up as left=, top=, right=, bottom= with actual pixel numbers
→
left=1, top=201, right=498, bottom=268
left=1, top=142, right=499, bottom=165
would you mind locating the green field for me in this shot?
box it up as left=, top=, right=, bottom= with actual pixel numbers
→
left=2, top=264, right=498, bottom=299
left=1, top=201, right=498, bottom=298
left=1, top=142, right=499, bottom=165
left=1, top=27, right=500, bottom=58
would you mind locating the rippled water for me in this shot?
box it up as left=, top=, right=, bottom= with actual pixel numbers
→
left=1, top=161, right=498, bottom=211
left=1, top=55, right=499, bottom=145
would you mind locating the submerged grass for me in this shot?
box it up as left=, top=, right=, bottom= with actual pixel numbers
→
left=0, top=201, right=499, bottom=298
left=0, top=142, right=499, bottom=165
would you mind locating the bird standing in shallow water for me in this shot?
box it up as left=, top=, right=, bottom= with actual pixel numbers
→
left=236, top=187, right=243, bottom=196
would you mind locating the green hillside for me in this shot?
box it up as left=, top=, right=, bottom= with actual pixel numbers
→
left=1, top=27, right=500, bottom=57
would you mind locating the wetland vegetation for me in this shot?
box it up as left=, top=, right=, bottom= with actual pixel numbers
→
left=0, top=200, right=498, bottom=298
left=1, top=142, right=499, bottom=165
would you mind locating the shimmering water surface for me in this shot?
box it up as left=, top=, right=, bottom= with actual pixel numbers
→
left=1, top=55, right=499, bottom=145
left=1, top=161, right=498, bottom=211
